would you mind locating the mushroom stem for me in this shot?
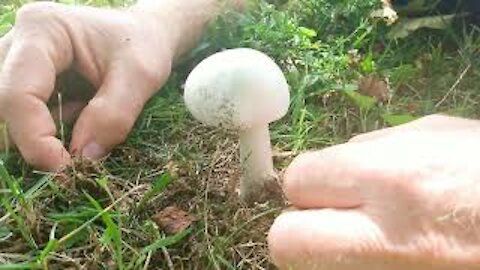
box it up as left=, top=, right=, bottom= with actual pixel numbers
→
left=239, top=124, right=276, bottom=202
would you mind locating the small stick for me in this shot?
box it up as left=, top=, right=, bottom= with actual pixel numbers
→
left=161, top=247, right=174, bottom=270
left=435, top=64, right=471, bottom=108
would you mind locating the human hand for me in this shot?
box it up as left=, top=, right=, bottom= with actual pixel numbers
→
left=268, top=115, right=480, bottom=270
left=0, top=2, right=175, bottom=171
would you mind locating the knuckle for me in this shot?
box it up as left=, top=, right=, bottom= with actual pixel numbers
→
left=128, top=52, right=172, bottom=89
left=16, top=2, right=62, bottom=25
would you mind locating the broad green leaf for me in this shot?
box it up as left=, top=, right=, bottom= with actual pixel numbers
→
left=0, top=11, right=14, bottom=36
left=298, top=27, right=317, bottom=38
left=343, top=90, right=377, bottom=111
left=360, top=53, right=376, bottom=73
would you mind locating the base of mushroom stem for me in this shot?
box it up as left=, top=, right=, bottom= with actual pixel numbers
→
left=239, top=173, right=284, bottom=205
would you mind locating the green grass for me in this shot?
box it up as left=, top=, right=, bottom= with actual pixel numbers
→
left=1, top=0, right=479, bottom=269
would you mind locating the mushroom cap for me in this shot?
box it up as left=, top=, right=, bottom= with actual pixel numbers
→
left=184, top=48, right=290, bottom=130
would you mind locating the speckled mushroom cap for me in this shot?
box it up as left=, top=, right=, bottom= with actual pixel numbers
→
left=184, top=48, right=290, bottom=130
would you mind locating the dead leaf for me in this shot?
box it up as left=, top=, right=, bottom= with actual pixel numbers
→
left=387, top=14, right=457, bottom=39
left=371, top=0, right=398, bottom=25
left=152, top=206, right=196, bottom=235
left=358, top=75, right=391, bottom=102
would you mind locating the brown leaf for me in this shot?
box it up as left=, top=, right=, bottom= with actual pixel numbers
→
left=358, top=75, right=391, bottom=102
left=370, top=0, right=398, bottom=25
left=152, top=206, right=196, bottom=235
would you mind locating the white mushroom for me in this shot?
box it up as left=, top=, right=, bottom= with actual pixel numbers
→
left=184, top=48, right=290, bottom=203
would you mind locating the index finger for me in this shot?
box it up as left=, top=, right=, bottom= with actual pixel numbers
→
left=0, top=15, right=73, bottom=171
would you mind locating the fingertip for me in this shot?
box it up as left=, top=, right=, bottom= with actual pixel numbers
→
left=81, top=141, right=107, bottom=160
left=68, top=97, right=131, bottom=161
left=282, top=145, right=366, bottom=209
left=283, top=151, right=318, bottom=204
left=268, top=212, right=300, bottom=269
left=268, top=210, right=341, bottom=269
left=19, top=136, right=71, bottom=172
left=268, top=209, right=385, bottom=270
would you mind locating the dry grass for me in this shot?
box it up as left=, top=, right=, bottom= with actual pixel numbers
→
left=1, top=1, right=479, bottom=269
left=1, top=119, right=290, bottom=269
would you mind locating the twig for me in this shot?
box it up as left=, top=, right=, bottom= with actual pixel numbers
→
left=143, top=251, right=152, bottom=270
left=435, top=64, right=471, bottom=108
left=161, top=247, right=174, bottom=270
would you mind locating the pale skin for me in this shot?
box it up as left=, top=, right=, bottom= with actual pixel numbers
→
left=269, top=115, right=480, bottom=269
left=0, top=1, right=479, bottom=269
left=0, top=0, right=227, bottom=170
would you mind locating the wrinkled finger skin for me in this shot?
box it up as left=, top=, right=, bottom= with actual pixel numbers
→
left=0, top=2, right=174, bottom=170
left=269, top=115, right=480, bottom=270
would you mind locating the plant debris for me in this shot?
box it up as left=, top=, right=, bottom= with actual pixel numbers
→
left=387, top=14, right=457, bottom=39
left=370, top=0, right=398, bottom=25
left=152, top=206, right=196, bottom=235
left=358, top=75, right=391, bottom=102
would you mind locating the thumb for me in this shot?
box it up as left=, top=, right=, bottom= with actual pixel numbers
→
left=69, top=62, right=170, bottom=159
left=268, top=209, right=390, bottom=270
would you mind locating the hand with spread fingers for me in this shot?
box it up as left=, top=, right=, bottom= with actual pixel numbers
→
left=0, top=0, right=225, bottom=171
left=2, top=1, right=480, bottom=270
left=268, top=114, right=480, bottom=270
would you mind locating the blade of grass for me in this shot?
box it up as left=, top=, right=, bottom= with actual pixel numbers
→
left=128, top=228, right=191, bottom=269
left=135, top=173, right=172, bottom=213
left=37, top=222, right=59, bottom=265
left=0, top=161, right=37, bottom=249
left=0, top=263, right=42, bottom=270
left=52, top=185, right=142, bottom=251
left=142, top=228, right=191, bottom=254
left=84, top=192, right=124, bottom=270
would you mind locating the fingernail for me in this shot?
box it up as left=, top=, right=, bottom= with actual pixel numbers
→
left=82, top=142, right=106, bottom=160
